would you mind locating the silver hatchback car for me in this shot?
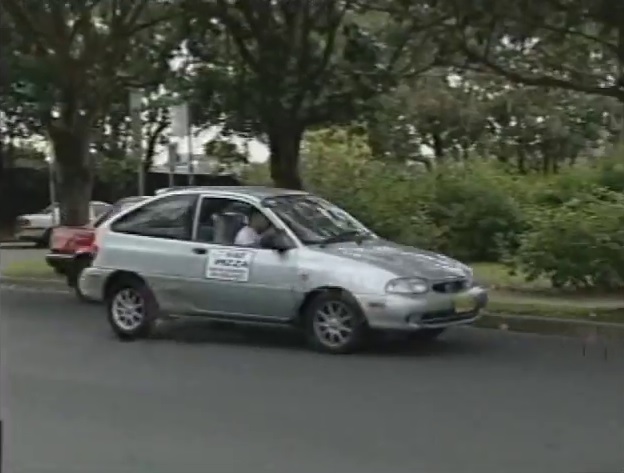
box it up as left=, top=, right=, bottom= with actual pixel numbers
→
left=80, top=186, right=488, bottom=353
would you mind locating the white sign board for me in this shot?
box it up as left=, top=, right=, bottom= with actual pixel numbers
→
left=170, top=103, right=189, bottom=137
left=205, top=249, right=254, bottom=282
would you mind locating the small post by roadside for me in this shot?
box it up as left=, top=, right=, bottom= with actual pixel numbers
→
left=44, top=140, right=57, bottom=226
left=186, top=105, right=194, bottom=186
left=167, top=141, right=178, bottom=187
left=129, top=88, right=144, bottom=196
left=169, top=102, right=193, bottom=186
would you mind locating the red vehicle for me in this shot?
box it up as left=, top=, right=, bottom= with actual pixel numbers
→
left=46, top=196, right=147, bottom=301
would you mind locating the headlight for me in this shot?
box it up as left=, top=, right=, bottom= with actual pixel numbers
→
left=462, top=265, right=475, bottom=287
left=385, top=277, right=429, bottom=294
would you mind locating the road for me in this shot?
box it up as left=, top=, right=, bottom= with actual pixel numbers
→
left=1, top=287, right=623, bottom=473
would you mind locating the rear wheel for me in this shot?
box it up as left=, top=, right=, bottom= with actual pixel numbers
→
left=304, top=291, right=368, bottom=354
left=106, top=277, right=159, bottom=341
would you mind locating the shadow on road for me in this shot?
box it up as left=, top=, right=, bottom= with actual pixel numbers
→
left=146, top=319, right=481, bottom=357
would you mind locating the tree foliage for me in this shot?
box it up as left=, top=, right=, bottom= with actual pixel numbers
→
left=440, top=0, right=624, bottom=102
left=1, top=0, right=180, bottom=224
left=181, top=0, right=449, bottom=188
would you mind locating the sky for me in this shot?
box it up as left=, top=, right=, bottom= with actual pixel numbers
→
left=152, top=124, right=270, bottom=167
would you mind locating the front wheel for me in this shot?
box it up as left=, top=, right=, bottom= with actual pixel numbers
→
left=304, top=291, right=368, bottom=354
left=106, top=278, right=158, bottom=341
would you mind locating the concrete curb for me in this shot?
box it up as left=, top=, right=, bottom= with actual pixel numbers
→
left=1, top=278, right=623, bottom=339
left=477, top=312, right=624, bottom=339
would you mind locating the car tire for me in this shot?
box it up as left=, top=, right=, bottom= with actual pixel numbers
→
left=408, top=328, right=446, bottom=342
left=303, top=290, right=368, bottom=354
left=106, top=277, right=159, bottom=341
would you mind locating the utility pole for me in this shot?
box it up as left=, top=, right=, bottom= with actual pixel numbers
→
left=129, top=88, right=144, bottom=195
left=185, top=105, right=194, bottom=185
left=167, top=141, right=177, bottom=187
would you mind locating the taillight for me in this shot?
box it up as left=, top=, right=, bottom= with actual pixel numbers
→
left=74, top=233, right=95, bottom=247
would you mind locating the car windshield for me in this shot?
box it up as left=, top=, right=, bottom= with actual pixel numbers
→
left=262, top=194, right=374, bottom=245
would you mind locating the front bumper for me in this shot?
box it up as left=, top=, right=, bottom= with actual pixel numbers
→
left=78, top=266, right=115, bottom=302
left=357, top=286, right=488, bottom=331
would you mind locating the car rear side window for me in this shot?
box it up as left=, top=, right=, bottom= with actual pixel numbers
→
left=111, top=194, right=198, bottom=240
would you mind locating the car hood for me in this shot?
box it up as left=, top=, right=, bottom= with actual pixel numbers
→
left=313, top=239, right=471, bottom=280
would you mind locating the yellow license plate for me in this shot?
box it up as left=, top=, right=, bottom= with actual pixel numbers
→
left=454, top=294, right=476, bottom=314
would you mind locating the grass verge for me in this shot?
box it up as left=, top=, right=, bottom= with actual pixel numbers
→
left=485, top=296, right=624, bottom=324
left=1, top=259, right=60, bottom=279
left=474, top=262, right=623, bottom=323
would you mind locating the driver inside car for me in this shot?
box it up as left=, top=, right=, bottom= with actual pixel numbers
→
left=234, top=209, right=273, bottom=247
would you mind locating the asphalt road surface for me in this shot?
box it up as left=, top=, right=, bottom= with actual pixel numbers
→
left=1, top=286, right=623, bottom=473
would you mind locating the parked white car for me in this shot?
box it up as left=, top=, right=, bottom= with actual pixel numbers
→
left=15, top=201, right=111, bottom=247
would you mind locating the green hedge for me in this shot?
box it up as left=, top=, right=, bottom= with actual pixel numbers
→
left=244, top=130, right=624, bottom=291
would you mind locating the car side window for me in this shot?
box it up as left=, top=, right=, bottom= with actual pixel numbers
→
left=194, top=197, right=254, bottom=243
left=112, top=194, right=198, bottom=241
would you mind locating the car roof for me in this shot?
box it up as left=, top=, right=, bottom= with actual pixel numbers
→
left=157, top=186, right=309, bottom=200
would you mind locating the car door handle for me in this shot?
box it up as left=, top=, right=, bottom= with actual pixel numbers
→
left=192, top=248, right=207, bottom=255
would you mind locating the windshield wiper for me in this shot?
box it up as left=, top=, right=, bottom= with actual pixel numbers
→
left=320, top=230, right=368, bottom=246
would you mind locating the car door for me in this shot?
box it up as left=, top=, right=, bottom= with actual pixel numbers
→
left=105, top=193, right=208, bottom=314
left=191, top=195, right=299, bottom=321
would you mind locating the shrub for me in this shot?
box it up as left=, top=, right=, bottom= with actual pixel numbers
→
left=427, top=164, right=526, bottom=262
left=512, top=192, right=624, bottom=290
left=247, top=128, right=624, bottom=290
left=303, top=129, right=441, bottom=248
left=241, top=162, right=272, bottom=186
left=596, top=151, right=624, bottom=193
left=530, top=166, right=603, bottom=207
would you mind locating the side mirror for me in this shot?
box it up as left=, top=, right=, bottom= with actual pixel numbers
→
left=260, top=229, right=292, bottom=252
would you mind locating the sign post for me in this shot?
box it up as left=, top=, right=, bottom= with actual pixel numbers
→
left=167, top=141, right=178, bottom=187
left=129, top=89, right=144, bottom=195
left=170, top=103, right=193, bottom=185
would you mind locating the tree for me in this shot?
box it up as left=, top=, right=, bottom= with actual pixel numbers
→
left=203, top=135, right=249, bottom=174
left=441, top=0, right=624, bottom=139
left=366, top=68, right=613, bottom=172
left=367, top=72, right=492, bottom=166
left=91, top=89, right=172, bottom=171
left=182, top=0, right=448, bottom=189
left=1, top=0, right=180, bottom=224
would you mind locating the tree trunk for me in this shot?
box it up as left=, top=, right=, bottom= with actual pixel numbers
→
left=432, top=133, right=444, bottom=161
left=268, top=124, right=304, bottom=189
left=49, top=126, right=94, bottom=226
left=516, top=147, right=526, bottom=174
